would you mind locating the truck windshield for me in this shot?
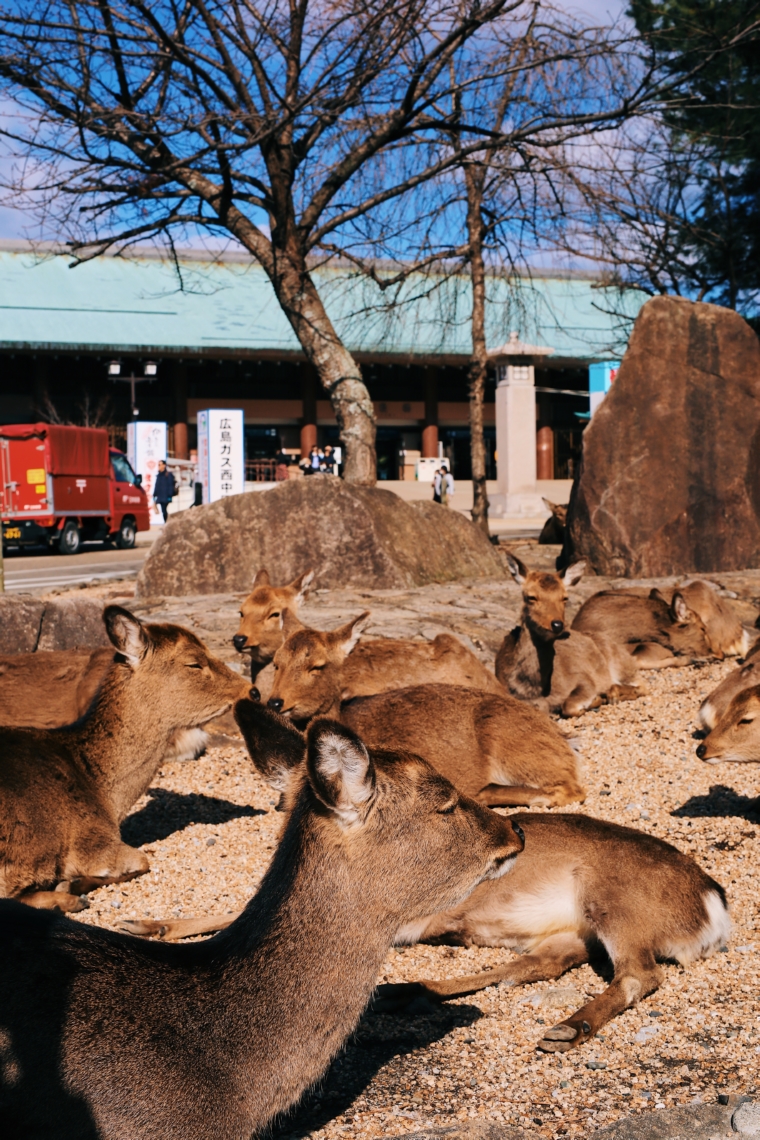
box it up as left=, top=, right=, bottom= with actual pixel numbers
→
left=111, top=454, right=139, bottom=484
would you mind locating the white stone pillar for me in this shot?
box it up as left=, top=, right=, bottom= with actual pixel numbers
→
left=495, top=362, right=537, bottom=503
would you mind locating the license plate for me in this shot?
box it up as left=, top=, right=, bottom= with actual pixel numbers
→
left=3, top=527, right=21, bottom=539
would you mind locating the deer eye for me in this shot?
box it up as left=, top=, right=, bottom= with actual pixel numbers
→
left=739, top=717, right=755, bottom=725
left=269, top=612, right=280, bottom=620
left=437, top=799, right=458, bottom=814
left=526, top=595, right=537, bottom=603
left=309, top=663, right=326, bottom=673
left=185, top=663, right=203, bottom=670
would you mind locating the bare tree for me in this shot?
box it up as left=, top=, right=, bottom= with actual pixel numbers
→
left=0, top=0, right=544, bottom=484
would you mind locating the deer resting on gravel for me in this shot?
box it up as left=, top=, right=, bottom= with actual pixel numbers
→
left=496, top=555, right=645, bottom=716
left=0, top=606, right=254, bottom=913
left=571, top=586, right=715, bottom=668
left=0, top=718, right=523, bottom=1139
left=266, top=611, right=584, bottom=806
left=0, top=647, right=209, bottom=762
left=130, top=702, right=730, bottom=1054
left=697, top=683, right=760, bottom=767
left=699, top=640, right=760, bottom=730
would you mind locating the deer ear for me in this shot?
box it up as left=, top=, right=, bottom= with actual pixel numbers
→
left=281, top=608, right=305, bottom=638
left=104, top=606, right=150, bottom=666
left=562, top=560, right=585, bottom=587
left=306, top=719, right=375, bottom=826
left=235, top=700, right=305, bottom=792
left=671, top=592, right=692, bottom=623
left=505, top=553, right=528, bottom=585
left=252, top=568, right=271, bottom=588
left=330, top=611, right=371, bottom=658
left=290, top=568, right=315, bottom=603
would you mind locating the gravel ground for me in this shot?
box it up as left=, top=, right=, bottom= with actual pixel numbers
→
left=67, top=562, right=760, bottom=1139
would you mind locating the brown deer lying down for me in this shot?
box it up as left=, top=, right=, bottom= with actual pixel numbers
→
left=697, top=684, right=760, bottom=766
left=0, top=647, right=209, bottom=762
left=538, top=498, right=567, bottom=545
left=232, top=567, right=315, bottom=675
left=267, top=612, right=583, bottom=805
left=571, top=586, right=715, bottom=668
left=496, top=555, right=645, bottom=716
left=0, top=719, right=523, bottom=1139
left=0, top=606, right=254, bottom=913
left=699, top=641, right=760, bottom=730
left=129, top=703, right=729, bottom=1055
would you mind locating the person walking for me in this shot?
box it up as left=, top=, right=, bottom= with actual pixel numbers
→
left=153, top=458, right=176, bottom=523
left=443, top=466, right=455, bottom=507
left=432, top=468, right=442, bottom=504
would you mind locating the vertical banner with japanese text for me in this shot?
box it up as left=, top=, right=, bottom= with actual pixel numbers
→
left=127, top=421, right=167, bottom=524
left=197, top=409, right=244, bottom=503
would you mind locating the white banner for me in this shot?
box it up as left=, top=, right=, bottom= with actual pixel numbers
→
left=127, top=421, right=167, bottom=525
left=197, top=409, right=245, bottom=503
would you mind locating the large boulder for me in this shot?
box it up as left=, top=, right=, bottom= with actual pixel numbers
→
left=0, top=596, right=45, bottom=653
left=567, top=296, right=760, bottom=577
left=136, top=477, right=505, bottom=596
left=37, top=596, right=110, bottom=651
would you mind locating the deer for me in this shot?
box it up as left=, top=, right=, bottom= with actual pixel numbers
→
left=0, top=647, right=209, bottom=762
left=699, top=641, right=760, bottom=730
left=538, top=498, right=567, bottom=545
left=232, top=567, right=315, bottom=691
left=266, top=611, right=584, bottom=805
left=496, top=554, right=645, bottom=716
left=128, top=702, right=729, bottom=1054
left=571, top=586, right=716, bottom=668
left=0, top=718, right=523, bottom=1139
left=0, top=606, right=255, bottom=914
left=696, top=683, right=760, bottom=766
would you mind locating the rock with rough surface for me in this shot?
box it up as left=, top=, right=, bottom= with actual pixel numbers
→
left=567, top=296, right=760, bottom=577
left=588, top=1102, right=735, bottom=1139
left=0, top=596, right=45, bottom=653
left=137, top=476, right=505, bottom=597
left=37, top=595, right=110, bottom=651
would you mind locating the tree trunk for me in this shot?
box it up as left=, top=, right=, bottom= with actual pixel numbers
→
left=464, top=164, right=490, bottom=535
left=275, top=267, right=377, bottom=484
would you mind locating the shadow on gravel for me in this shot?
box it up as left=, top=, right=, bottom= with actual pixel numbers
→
left=121, top=788, right=265, bottom=845
left=270, top=1003, right=483, bottom=1140
left=672, top=783, right=760, bottom=820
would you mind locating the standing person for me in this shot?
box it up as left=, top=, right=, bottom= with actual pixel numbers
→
left=439, top=466, right=449, bottom=507
left=309, top=445, right=323, bottom=473
left=443, top=465, right=455, bottom=506
left=432, top=468, right=442, bottom=504
left=323, top=444, right=336, bottom=475
left=275, top=447, right=290, bottom=482
left=153, top=458, right=176, bottom=522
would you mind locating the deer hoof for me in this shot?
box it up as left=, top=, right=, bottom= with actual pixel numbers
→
left=118, top=919, right=167, bottom=938
left=541, top=1022, right=578, bottom=1048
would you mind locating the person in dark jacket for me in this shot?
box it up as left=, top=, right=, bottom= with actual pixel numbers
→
left=153, top=459, right=176, bottom=522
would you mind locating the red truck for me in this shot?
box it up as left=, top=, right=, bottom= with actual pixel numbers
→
left=0, top=423, right=151, bottom=554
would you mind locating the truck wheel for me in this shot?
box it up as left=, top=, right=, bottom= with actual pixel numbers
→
left=59, top=520, right=81, bottom=555
left=116, top=517, right=136, bottom=549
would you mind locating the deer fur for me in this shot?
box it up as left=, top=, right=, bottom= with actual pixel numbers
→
left=0, top=647, right=209, bottom=763
left=380, top=813, right=730, bottom=1052
left=132, top=704, right=728, bottom=1055
left=697, top=683, right=760, bottom=765
left=496, top=555, right=645, bottom=717
left=0, top=606, right=254, bottom=913
left=0, top=718, right=523, bottom=1138
left=267, top=613, right=584, bottom=805
left=699, top=641, right=760, bottom=730
left=538, top=498, right=567, bottom=545
left=571, top=587, right=714, bottom=668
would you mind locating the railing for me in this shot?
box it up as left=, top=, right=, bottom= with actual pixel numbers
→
left=246, top=458, right=277, bottom=482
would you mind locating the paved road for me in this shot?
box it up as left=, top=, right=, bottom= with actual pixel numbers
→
left=2, top=542, right=149, bottom=594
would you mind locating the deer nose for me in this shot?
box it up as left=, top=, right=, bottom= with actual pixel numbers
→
left=232, top=634, right=248, bottom=652
left=551, top=620, right=564, bottom=634
left=696, top=743, right=707, bottom=759
left=268, top=697, right=284, bottom=712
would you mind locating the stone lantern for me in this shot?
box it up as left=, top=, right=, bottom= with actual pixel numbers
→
left=488, top=332, right=554, bottom=515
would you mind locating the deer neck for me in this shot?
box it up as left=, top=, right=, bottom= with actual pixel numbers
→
left=520, top=619, right=556, bottom=697
left=212, top=804, right=395, bottom=1127
left=70, top=664, right=177, bottom=820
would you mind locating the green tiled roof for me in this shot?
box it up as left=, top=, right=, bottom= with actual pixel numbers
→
left=0, top=243, right=645, bottom=361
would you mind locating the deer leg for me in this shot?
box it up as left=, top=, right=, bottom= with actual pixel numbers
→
left=18, top=890, right=89, bottom=913
left=475, top=783, right=585, bottom=808
left=372, top=932, right=588, bottom=1013
left=606, top=683, right=642, bottom=703
left=538, top=948, right=663, bottom=1053
left=560, top=685, right=604, bottom=717
left=120, top=913, right=239, bottom=940
left=630, top=643, right=684, bottom=669
left=66, top=839, right=150, bottom=889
